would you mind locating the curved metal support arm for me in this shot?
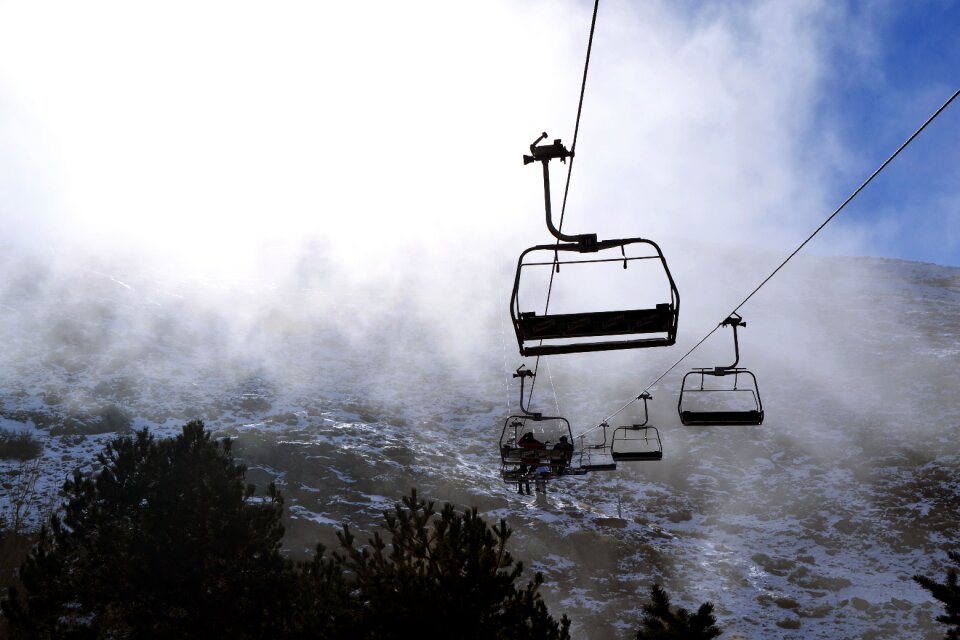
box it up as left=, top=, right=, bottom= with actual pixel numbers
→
left=720, top=313, right=746, bottom=370
left=523, top=134, right=597, bottom=251
left=728, top=323, right=741, bottom=369
left=636, top=391, right=652, bottom=427
left=513, top=365, right=540, bottom=417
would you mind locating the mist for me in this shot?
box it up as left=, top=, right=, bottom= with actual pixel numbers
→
left=1, top=1, right=959, bottom=638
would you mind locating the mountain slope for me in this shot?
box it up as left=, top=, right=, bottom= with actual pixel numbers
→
left=1, top=249, right=958, bottom=639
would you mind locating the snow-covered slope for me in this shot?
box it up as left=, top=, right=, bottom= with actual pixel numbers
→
left=1, top=248, right=958, bottom=639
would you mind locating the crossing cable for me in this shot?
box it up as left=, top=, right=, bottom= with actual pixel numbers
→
left=525, top=0, right=601, bottom=412
left=497, top=276, right=514, bottom=414
left=577, top=85, right=960, bottom=438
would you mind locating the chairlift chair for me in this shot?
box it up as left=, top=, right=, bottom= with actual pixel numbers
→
left=577, top=422, right=617, bottom=472
left=499, top=366, right=582, bottom=485
left=610, top=392, right=663, bottom=461
left=499, top=415, right=576, bottom=479
left=576, top=393, right=663, bottom=469
left=678, top=314, right=764, bottom=425
left=510, top=135, right=680, bottom=356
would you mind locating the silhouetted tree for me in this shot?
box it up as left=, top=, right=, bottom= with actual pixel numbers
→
left=1, top=423, right=572, bottom=639
left=295, top=489, right=571, bottom=640
left=2, top=421, right=292, bottom=639
left=914, top=551, right=960, bottom=640
left=635, top=583, right=722, bottom=639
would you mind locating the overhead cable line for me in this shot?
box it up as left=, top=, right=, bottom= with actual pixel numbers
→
left=577, top=85, right=960, bottom=438
left=526, top=0, right=601, bottom=411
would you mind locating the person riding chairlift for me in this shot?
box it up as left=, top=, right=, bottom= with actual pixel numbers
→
left=552, top=435, right=574, bottom=472
left=518, top=432, right=545, bottom=450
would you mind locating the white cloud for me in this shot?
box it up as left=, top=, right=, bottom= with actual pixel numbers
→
left=1, top=0, right=951, bottom=282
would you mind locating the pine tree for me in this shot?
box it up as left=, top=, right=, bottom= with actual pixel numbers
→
left=635, top=583, right=722, bottom=639
left=914, top=551, right=960, bottom=640
left=295, top=489, right=571, bottom=640
left=2, top=424, right=573, bottom=639
left=1, top=421, right=292, bottom=639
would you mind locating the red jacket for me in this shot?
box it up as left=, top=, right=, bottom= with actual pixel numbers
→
left=518, top=433, right=545, bottom=450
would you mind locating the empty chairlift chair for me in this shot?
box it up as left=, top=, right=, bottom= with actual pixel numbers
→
left=611, top=392, right=663, bottom=461
left=678, top=313, right=764, bottom=425
left=576, top=392, right=663, bottom=470
left=577, top=422, right=617, bottom=472
left=510, top=134, right=680, bottom=357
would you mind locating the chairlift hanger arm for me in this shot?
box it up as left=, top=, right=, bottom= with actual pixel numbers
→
left=513, top=365, right=540, bottom=417
left=523, top=134, right=598, bottom=251
left=717, top=314, right=745, bottom=370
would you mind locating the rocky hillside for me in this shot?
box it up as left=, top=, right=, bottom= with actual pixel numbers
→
left=1, top=248, right=958, bottom=639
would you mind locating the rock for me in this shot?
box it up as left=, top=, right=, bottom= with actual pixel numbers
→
left=751, top=553, right=795, bottom=576
left=776, top=617, right=801, bottom=629
left=774, top=596, right=799, bottom=610
left=799, top=604, right=833, bottom=619
left=833, top=518, right=857, bottom=534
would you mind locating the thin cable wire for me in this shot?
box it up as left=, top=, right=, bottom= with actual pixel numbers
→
left=497, top=275, right=513, bottom=414
left=576, top=85, right=960, bottom=438
left=557, top=0, right=600, bottom=227
left=545, top=359, right=562, bottom=415
left=526, top=0, right=600, bottom=410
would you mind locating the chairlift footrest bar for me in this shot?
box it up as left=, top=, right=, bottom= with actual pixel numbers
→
left=611, top=452, right=663, bottom=461
left=521, top=336, right=676, bottom=357
left=679, top=410, right=764, bottom=426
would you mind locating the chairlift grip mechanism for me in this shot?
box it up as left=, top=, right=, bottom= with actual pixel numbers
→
left=513, top=365, right=535, bottom=379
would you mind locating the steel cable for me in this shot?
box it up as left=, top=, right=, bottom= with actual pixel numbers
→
left=526, top=0, right=601, bottom=411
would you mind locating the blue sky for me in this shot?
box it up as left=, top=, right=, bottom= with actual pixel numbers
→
left=806, top=0, right=960, bottom=265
